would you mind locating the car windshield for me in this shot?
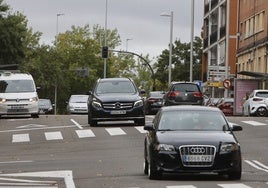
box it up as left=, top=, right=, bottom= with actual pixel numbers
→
left=39, top=99, right=51, bottom=106
left=0, top=80, right=35, bottom=93
left=96, top=81, right=136, bottom=94
left=173, top=84, right=199, bottom=92
left=158, top=110, right=229, bottom=131
left=70, top=95, right=88, bottom=103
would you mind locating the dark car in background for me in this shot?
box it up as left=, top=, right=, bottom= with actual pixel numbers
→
left=87, top=78, right=145, bottom=126
left=144, top=105, right=242, bottom=180
left=145, top=91, right=164, bottom=115
left=163, top=82, right=203, bottom=106
left=38, top=99, right=53, bottom=114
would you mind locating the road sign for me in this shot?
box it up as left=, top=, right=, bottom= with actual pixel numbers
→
left=223, top=79, right=231, bottom=89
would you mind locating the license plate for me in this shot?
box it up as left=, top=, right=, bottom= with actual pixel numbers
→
left=110, top=110, right=126, bottom=115
left=183, top=155, right=213, bottom=162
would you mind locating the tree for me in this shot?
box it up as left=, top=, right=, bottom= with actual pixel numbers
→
left=154, top=36, right=203, bottom=90
left=0, top=0, right=41, bottom=66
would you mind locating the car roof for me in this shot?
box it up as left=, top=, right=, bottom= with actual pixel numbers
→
left=98, top=77, right=132, bottom=82
left=161, top=105, right=221, bottom=112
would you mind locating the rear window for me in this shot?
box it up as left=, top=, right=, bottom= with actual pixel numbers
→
left=172, top=83, right=200, bottom=92
left=256, top=92, right=268, bottom=98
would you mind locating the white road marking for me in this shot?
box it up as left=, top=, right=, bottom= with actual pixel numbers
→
left=17, top=124, right=47, bottom=129
left=12, top=134, right=30, bottom=143
left=0, top=160, right=33, bottom=164
left=135, top=126, right=147, bottom=133
left=45, top=131, right=63, bottom=140
left=245, top=160, right=268, bottom=172
left=166, top=186, right=196, bottom=188
left=70, top=119, right=83, bottom=129
left=241, top=121, right=266, bottom=126
left=76, top=129, right=95, bottom=138
left=0, top=170, right=75, bottom=188
left=105, top=128, right=126, bottom=136
left=218, top=183, right=252, bottom=188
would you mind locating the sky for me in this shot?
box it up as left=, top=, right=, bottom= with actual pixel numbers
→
left=4, top=0, right=204, bottom=59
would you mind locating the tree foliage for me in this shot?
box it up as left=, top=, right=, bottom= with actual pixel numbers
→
left=0, top=1, right=202, bottom=113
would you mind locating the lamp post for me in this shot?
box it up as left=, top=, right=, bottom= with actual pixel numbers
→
left=161, top=11, right=173, bottom=84
left=103, top=0, right=108, bottom=78
left=126, top=38, right=132, bottom=51
left=190, top=0, right=194, bottom=82
left=54, top=13, right=64, bottom=115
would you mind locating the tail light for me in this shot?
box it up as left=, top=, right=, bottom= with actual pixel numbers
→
left=193, top=92, right=203, bottom=97
left=168, top=91, right=180, bottom=98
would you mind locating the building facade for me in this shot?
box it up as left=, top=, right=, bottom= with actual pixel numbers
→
left=202, top=0, right=238, bottom=97
left=236, top=0, right=268, bottom=89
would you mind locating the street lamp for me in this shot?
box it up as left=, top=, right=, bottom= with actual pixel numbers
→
left=161, top=11, right=173, bottom=84
left=126, top=38, right=132, bottom=51
left=54, top=13, right=64, bottom=115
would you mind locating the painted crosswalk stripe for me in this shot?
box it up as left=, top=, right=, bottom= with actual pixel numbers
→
left=218, top=184, right=252, bottom=188
left=135, top=126, right=147, bottom=133
left=45, top=131, right=63, bottom=140
left=76, top=129, right=95, bottom=138
left=242, top=121, right=266, bottom=126
left=12, top=134, right=30, bottom=143
left=166, top=186, right=196, bottom=188
left=105, top=128, right=126, bottom=136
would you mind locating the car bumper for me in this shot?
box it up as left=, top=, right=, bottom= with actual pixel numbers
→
left=0, top=102, right=39, bottom=115
left=90, top=105, right=145, bottom=121
left=151, top=150, right=241, bottom=174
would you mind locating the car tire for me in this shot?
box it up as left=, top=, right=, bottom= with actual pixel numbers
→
left=256, top=107, right=268, bottom=117
left=31, top=114, right=39, bottom=118
left=90, top=120, right=97, bottom=127
left=148, top=161, right=161, bottom=180
left=143, top=159, right=148, bottom=175
left=135, top=118, right=145, bottom=126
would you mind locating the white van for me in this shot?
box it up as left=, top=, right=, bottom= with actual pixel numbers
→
left=0, top=71, right=39, bottom=118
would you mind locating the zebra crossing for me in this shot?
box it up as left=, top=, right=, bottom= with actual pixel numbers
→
left=11, top=126, right=146, bottom=143
left=129, top=183, right=268, bottom=188
left=5, top=119, right=268, bottom=144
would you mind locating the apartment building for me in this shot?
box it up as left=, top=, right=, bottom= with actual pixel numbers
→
left=236, top=0, right=268, bottom=89
left=202, top=0, right=237, bottom=97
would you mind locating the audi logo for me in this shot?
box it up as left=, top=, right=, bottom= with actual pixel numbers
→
left=190, top=147, right=206, bottom=154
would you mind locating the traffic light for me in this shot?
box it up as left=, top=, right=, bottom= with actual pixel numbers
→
left=102, top=46, right=108, bottom=58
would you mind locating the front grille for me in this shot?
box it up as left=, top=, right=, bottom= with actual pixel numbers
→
left=102, top=102, right=133, bottom=110
left=179, top=145, right=216, bottom=167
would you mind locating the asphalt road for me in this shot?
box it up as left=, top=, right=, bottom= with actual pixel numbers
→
left=0, top=114, right=268, bottom=188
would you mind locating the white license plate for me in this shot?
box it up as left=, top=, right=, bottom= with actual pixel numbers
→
left=183, top=155, right=213, bottom=162
left=110, top=110, right=126, bottom=115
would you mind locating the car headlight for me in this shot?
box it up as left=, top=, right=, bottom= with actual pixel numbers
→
left=220, top=143, right=239, bottom=154
left=134, top=99, right=143, bottom=107
left=0, top=98, right=6, bottom=103
left=92, top=101, right=102, bottom=108
left=156, top=144, right=175, bottom=151
left=29, top=97, right=38, bottom=102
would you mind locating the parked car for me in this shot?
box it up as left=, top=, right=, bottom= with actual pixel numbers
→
left=243, top=89, right=268, bottom=117
left=163, top=82, right=203, bottom=106
left=67, top=95, right=89, bottom=114
left=143, top=105, right=242, bottom=180
left=217, top=97, right=234, bottom=116
left=145, top=91, right=164, bottom=114
left=87, top=78, right=145, bottom=126
left=38, top=99, right=53, bottom=114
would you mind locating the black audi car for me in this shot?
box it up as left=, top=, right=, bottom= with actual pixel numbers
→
left=144, top=105, right=242, bottom=180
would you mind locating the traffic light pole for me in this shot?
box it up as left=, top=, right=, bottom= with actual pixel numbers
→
left=109, top=50, right=156, bottom=91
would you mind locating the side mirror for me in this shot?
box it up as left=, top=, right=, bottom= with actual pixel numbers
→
left=140, top=89, right=146, bottom=95
left=229, top=122, right=243, bottom=131
left=144, top=123, right=154, bottom=131
left=87, top=91, right=92, bottom=95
